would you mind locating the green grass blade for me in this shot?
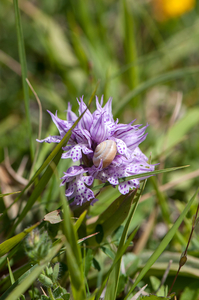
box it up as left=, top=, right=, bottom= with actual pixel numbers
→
left=104, top=182, right=146, bottom=300
left=0, top=222, right=40, bottom=257
left=0, top=192, right=21, bottom=198
left=124, top=188, right=199, bottom=299
left=61, top=186, right=86, bottom=299
left=92, top=165, right=189, bottom=191
left=13, top=0, right=33, bottom=160
left=7, top=258, right=15, bottom=285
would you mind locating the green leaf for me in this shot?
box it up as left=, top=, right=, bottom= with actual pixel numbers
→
left=124, top=188, right=199, bottom=299
left=88, top=190, right=136, bottom=246
left=180, top=282, right=199, bottom=300
left=84, top=249, right=93, bottom=277
left=61, top=187, right=86, bottom=299
left=7, top=258, right=15, bottom=285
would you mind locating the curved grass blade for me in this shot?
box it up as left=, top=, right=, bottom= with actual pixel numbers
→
left=124, top=188, right=199, bottom=299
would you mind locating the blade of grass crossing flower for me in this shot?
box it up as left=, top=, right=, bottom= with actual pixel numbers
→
left=0, top=82, right=99, bottom=222
left=104, top=183, right=146, bottom=300
left=61, top=186, right=86, bottom=299
left=0, top=241, right=63, bottom=300
left=13, top=0, right=33, bottom=161
left=92, top=165, right=189, bottom=191
left=6, top=86, right=98, bottom=235
left=124, top=188, right=199, bottom=300
left=0, top=222, right=40, bottom=257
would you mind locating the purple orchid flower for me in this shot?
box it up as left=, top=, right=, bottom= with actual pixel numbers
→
left=37, top=96, right=155, bottom=206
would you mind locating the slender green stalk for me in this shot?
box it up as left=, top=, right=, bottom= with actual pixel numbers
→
left=13, top=0, right=34, bottom=161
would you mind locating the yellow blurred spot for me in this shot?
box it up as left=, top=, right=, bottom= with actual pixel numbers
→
left=152, top=0, right=195, bottom=21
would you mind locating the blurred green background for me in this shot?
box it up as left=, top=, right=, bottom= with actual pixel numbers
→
left=1, top=0, right=199, bottom=164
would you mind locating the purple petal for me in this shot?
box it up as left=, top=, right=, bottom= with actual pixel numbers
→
left=90, top=113, right=108, bottom=143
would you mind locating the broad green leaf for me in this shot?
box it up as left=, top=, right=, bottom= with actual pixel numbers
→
left=87, top=190, right=136, bottom=246
left=124, top=188, right=198, bottom=299
left=0, top=222, right=40, bottom=257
